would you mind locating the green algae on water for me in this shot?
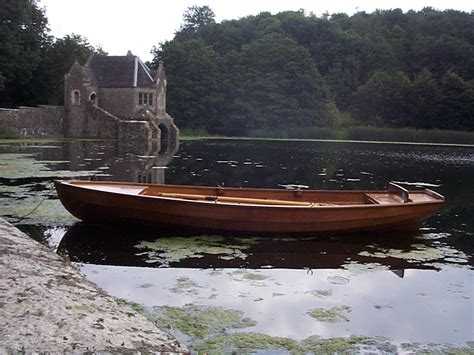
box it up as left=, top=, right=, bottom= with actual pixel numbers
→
left=0, top=153, right=97, bottom=179
left=358, top=243, right=468, bottom=265
left=400, top=341, right=474, bottom=354
left=112, top=298, right=474, bottom=353
left=152, top=304, right=257, bottom=339
left=138, top=283, right=154, bottom=288
left=196, top=333, right=401, bottom=353
left=302, top=335, right=397, bottom=354
left=196, top=332, right=300, bottom=352
left=343, top=261, right=389, bottom=275
left=243, top=272, right=268, bottom=281
left=114, top=298, right=150, bottom=317
left=305, top=289, right=333, bottom=298
left=135, top=235, right=250, bottom=266
left=169, top=276, right=201, bottom=295
left=307, top=305, right=352, bottom=323
left=1, top=196, right=78, bottom=225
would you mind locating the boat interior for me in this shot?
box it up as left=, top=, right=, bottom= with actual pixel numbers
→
left=64, top=180, right=444, bottom=207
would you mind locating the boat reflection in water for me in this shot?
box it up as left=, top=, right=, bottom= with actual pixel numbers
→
left=58, top=222, right=437, bottom=275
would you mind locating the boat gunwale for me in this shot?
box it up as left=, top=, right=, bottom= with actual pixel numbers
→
left=54, top=180, right=444, bottom=210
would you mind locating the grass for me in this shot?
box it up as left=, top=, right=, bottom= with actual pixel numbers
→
left=180, top=126, right=474, bottom=146
left=247, top=126, right=474, bottom=145
left=2, top=126, right=472, bottom=146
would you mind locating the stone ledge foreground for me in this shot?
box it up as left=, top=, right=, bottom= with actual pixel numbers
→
left=0, top=218, right=186, bottom=353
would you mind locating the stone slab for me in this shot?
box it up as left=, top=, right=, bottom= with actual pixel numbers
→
left=0, top=218, right=186, bottom=353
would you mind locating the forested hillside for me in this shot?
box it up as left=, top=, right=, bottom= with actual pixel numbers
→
left=1, top=2, right=473, bottom=135
left=153, top=6, right=474, bottom=134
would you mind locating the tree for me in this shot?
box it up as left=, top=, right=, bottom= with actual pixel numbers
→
left=437, top=70, right=474, bottom=130
left=350, top=71, right=412, bottom=126
left=159, top=7, right=474, bottom=132
left=408, top=68, right=442, bottom=129
left=153, top=38, right=223, bottom=130
left=176, top=5, right=216, bottom=40
left=0, top=0, right=50, bottom=106
left=34, top=34, right=105, bottom=105
left=220, top=33, right=330, bottom=134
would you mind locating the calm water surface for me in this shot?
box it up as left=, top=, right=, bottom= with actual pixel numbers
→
left=0, top=139, right=473, bottom=352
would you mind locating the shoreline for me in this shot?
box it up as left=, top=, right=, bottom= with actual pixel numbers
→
left=0, top=218, right=187, bottom=353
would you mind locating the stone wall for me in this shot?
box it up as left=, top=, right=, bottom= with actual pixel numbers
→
left=0, top=106, right=64, bottom=137
left=64, top=103, right=119, bottom=138
left=118, top=120, right=152, bottom=140
left=98, top=88, right=137, bottom=119
left=0, top=104, right=178, bottom=141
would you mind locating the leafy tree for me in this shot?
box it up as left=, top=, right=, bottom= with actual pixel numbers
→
left=0, top=0, right=50, bottom=106
left=407, top=68, right=442, bottom=129
left=437, top=70, right=474, bottom=130
left=220, top=33, right=330, bottom=135
left=176, top=5, right=216, bottom=40
left=34, top=34, right=104, bottom=105
left=153, top=38, right=223, bottom=130
left=350, top=71, right=412, bottom=126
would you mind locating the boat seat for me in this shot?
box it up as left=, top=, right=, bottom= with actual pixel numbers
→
left=365, top=193, right=407, bottom=204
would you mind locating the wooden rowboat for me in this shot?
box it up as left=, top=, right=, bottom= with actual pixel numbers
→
left=54, top=180, right=444, bottom=234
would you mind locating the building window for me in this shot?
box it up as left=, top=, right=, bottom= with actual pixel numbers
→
left=138, top=92, right=153, bottom=106
left=89, top=92, right=97, bottom=105
left=71, top=90, right=80, bottom=105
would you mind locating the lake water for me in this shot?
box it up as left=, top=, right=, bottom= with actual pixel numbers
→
left=1, top=138, right=473, bottom=353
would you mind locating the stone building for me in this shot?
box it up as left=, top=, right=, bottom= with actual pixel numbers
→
left=0, top=51, right=178, bottom=148
left=64, top=51, right=178, bottom=143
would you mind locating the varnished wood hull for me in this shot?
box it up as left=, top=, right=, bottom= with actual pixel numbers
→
left=54, top=180, right=444, bottom=234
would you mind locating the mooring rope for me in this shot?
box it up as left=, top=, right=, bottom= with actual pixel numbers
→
left=12, top=181, right=55, bottom=223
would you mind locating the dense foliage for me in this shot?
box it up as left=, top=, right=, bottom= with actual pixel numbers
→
left=0, top=0, right=49, bottom=106
left=154, top=7, right=474, bottom=133
left=1, top=2, right=473, bottom=133
left=0, top=0, right=103, bottom=107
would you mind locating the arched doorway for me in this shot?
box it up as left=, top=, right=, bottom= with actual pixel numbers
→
left=158, top=123, right=169, bottom=153
left=89, top=92, right=97, bottom=105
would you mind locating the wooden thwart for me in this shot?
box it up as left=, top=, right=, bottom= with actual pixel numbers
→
left=157, top=192, right=320, bottom=206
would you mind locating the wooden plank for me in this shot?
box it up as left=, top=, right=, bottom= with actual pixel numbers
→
left=157, top=192, right=314, bottom=206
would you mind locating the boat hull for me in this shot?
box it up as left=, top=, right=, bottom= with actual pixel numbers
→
left=55, top=180, right=444, bottom=234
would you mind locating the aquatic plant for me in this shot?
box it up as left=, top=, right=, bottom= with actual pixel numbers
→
left=307, top=306, right=352, bottom=323
left=152, top=304, right=257, bottom=339
left=135, top=235, right=250, bottom=266
left=196, top=333, right=405, bottom=353
left=302, top=335, right=382, bottom=353
left=305, top=289, right=333, bottom=298
left=169, top=276, right=201, bottom=295
left=196, top=332, right=300, bottom=352
left=242, top=272, right=268, bottom=281
left=0, top=153, right=96, bottom=179
left=358, top=243, right=468, bottom=266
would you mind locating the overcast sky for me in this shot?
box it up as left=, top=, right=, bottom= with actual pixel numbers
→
left=39, top=0, right=473, bottom=62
